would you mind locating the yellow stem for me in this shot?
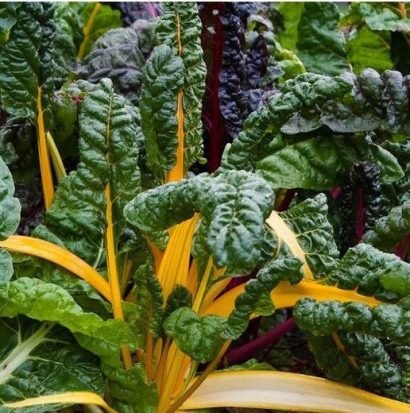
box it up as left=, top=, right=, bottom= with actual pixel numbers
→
left=77, top=2, right=101, bottom=60
left=4, top=392, right=116, bottom=413
left=0, top=235, right=111, bottom=300
left=332, top=332, right=359, bottom=370
left=105, top=185, right=132, bottom=369
left=192, top=257, right=213, bottom=313
left=166, top=340, right=231, bottom=413
left=37, top=87, right=55, bottom=209
left=166, top=11, right=184, bottom=183
left=202, top=280, right=381, bottom=318
left=46, top=131, right=67, bottom=183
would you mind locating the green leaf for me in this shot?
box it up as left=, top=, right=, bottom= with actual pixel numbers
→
left=294, top=298, right=410, bottom=344
left=0, top=157, right=21, bottom=239
left=277, top=2, right=304, bottom=51
left=329, top=243, right=410, bottom=300
left=225, top=257, right=303, bottom=339
left=364, top=201, right=410, bottom=252
left=342, top=3, right=410, bottom=32
left=164, top=307, right=226, bottom=363
left=77, top=3, right=122, bottom=60
left=0, top=3, right=55, bottom=121
left=296, top=3, right=349, bottom=75
left=35, top=78, right=141, bottom=266
left=102, top=363, right=158, bottom=413
left=155, top=2, right=207, bottom=169
left=346, top=26, right=393, bottom=75
left=140, top=45, right=184, bottom=180
left=256, top=137, right=358, bottom=190
left=0, top=277, right=137, bottom=367
left=124, top=171, right=274, bottom=272
left=0, top=316, right=104, bottom=410
left=280, top=194, right=339, bottom=277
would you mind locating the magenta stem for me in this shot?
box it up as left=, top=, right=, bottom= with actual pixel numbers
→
left=394, top=233, right=410, bottom=259
left=225, top=317, right=296, bottom=365
left=329, top=187, right=342, bottom=200
left=146, top=2, right=157, bottom=18
left=277, top=189, right=295, bottom=212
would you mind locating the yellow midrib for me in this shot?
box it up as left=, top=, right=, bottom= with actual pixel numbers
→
left=37, top=87, right=55, bottom=209
left=77, top=2, right=101, bottom=60
left=167, top=12, right=185, bottom=183
left=104, top=95, right=132, bottom=369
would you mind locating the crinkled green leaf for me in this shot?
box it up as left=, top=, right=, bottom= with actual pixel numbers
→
left=0, top=157, right=21, bottom=239
left=296, top=3, right=349, bottom=75
left=0, top=3, right=55, bottom=121
left=102, top=363, right=158, bottom=413
left=364, top=200, right=410, bottom=252
left=278, top=194, right=339, bottom=277
left=306, top=333, right=408, bottom=401
left=124, top=170, right=274, bottom=271
left=346, top=26, right=393, bottom=75
left=35, top=78, right=141, bottom=266
left=140, top=44, right=184, bottom=180
left=134, top=263, right=163, bottom=338
left=328, top=243, right=410, bottom=300
left=224, top=70, right=410, bottom=176
left=225, top=257, right=303, bottom=339
left=164, top=307, right=226, bottom=363
left=164, top=285, right=192, bottom=320
left=0, top=316, right=104, bottom=411
left=155, top=2, right=206, bottom=169
left=294, top=298, right=410, bottom=344
left=0, top=278, right=136, bottom=367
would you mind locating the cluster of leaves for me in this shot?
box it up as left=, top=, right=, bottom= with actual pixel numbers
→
left=0, top=2, right=410, bottom=413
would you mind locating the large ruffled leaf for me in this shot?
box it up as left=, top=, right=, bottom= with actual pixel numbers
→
left=0, top=316, right=104, bottom=411
left=35, top=78, right=141, bottom=265
left=155, top=2, right=206, bottom=169
left=140, top=45, right=184, bottom=180
left=0, top=278, right=136, bottom=367
left=124, top=170, right=274, bottom=271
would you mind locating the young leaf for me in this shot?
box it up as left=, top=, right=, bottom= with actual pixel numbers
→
left=140, top=44, right=184, bottom=180
left=164, top=307, right=226, bottom=363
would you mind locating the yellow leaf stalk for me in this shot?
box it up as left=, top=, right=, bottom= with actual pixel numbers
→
left=77, top=2, right=102, bottom=61
left=179, top=370, right=410, bottom=412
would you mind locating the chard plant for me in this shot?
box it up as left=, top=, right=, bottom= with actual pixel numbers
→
left=0, top=2, right=410, bottom=413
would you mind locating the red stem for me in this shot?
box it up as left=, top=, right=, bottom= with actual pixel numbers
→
left=394, top=233, right=410, bottom=259
left=146, top=2, right=157, bottom=18
left=225, top=317, right=296, bottom=365
left=329, top=187, right=342, bottom=200
left=208, top=3, right=224, bottom=172
left=277, top=189, right=295, bottom=212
